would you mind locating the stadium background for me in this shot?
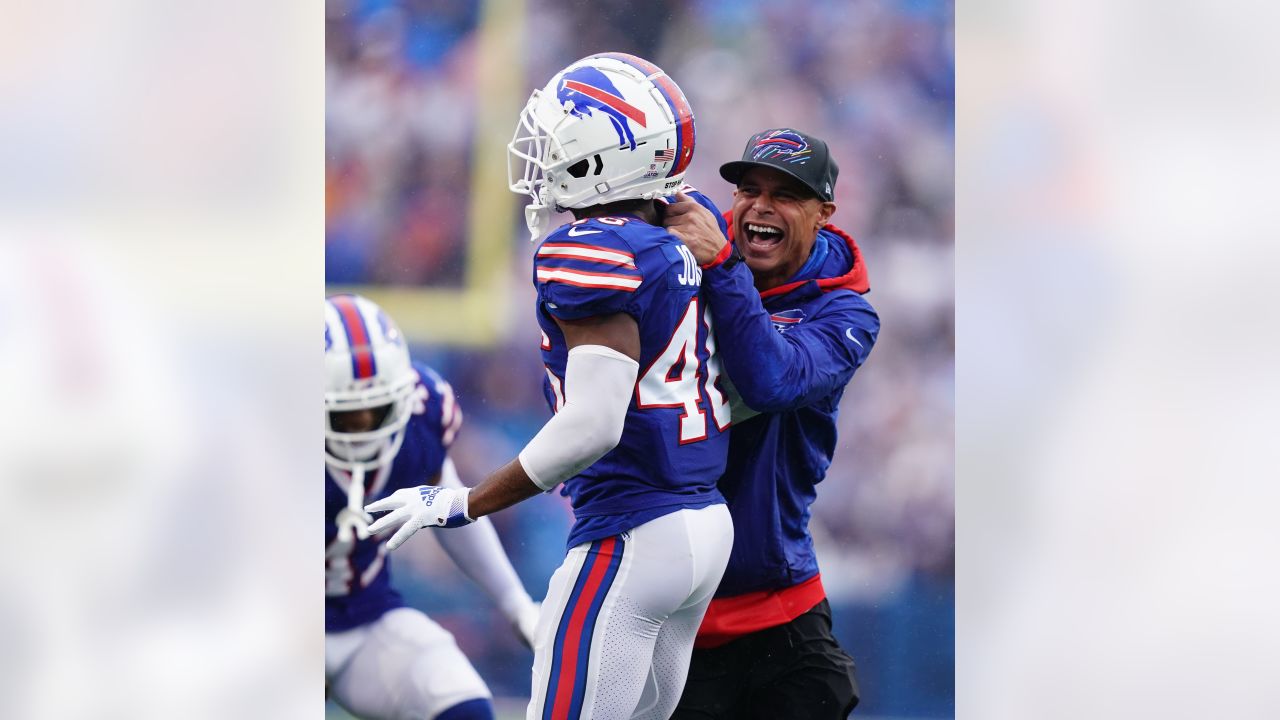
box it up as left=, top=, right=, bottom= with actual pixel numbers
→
left=325, top=0, right=953, bottom=717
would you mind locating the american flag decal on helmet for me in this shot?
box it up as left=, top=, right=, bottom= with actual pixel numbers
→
left=654, top=148, right=675, bottom=163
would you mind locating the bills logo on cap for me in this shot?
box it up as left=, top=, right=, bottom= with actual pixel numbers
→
left=557, top=66, right=648, bottom=151
left=751, top=129, right=811, bottom=165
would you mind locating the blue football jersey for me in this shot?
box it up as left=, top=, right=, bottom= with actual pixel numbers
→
left=533, top=193, right=731, bottom=548
left=324, top=361, right=463, bottom=633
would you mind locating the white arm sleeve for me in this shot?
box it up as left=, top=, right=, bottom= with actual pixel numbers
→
left=518, top=344, right=639, bottom=491
left=433, top=458, right=536, bottom=620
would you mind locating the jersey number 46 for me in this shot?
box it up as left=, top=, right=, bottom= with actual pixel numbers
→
left=636, top=297, right=731, bottom=443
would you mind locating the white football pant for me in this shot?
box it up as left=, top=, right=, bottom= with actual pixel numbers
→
left=528, top=504, right=733, bottom=720
left=326, top=607, right=491, bottom=720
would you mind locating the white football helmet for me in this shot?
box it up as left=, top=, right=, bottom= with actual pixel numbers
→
left=324, top=294, right=418, bottom=474
left=508, top=52, right=697, bottom=238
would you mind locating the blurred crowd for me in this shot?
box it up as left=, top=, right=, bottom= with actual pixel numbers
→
left=327, top=0, right=952, bottom=714
left=326, top=0, right=480, bottom=285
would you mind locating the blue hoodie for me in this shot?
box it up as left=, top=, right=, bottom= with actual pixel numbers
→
left=696, top=218, right=879, bottom=647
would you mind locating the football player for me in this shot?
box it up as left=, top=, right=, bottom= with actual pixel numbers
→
left=366, top=54, right=734, bottom=720
left=325, top=294, right=539, bottom=720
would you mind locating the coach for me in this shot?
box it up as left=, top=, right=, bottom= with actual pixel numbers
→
left=663, top=128, right=880, bottom=719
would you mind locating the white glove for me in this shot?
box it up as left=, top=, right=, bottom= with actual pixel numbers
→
left=365, top=485, right=473, bottom=551
left=513, top=601, right=541, bottom=650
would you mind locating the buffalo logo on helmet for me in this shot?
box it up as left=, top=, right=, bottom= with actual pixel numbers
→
left=375, top=308, right=403, bottom=346
left=556, top=66, right=648, bottom=151
left=751, top=129, right=811, bottom=164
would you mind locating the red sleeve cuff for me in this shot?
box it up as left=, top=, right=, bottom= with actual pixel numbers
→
left=700, top=242, right=734, bottom=269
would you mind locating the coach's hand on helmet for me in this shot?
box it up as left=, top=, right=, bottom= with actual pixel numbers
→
left=365, top=485, right=474, bottom=550
left=663, top=191, right=728, bottom=266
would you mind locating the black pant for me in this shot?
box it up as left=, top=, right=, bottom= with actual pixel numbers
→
left=672, top=599, right=859, bottom=720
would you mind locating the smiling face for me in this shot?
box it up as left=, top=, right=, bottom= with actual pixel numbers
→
left=731, top=167, right=836, bottom=291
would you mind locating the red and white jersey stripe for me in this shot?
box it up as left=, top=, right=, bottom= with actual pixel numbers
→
left=536, top=267, right=643, bottom=292
left=537, top=242, right=637, bottom=269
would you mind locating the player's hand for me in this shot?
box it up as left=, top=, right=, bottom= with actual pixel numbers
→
left=663, top=192, right=728, bottom=266
left=365, top=485, right=474, bottom=550
left=512, top=601, right=541, bottom=650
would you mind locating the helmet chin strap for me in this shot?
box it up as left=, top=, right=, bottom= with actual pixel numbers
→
left=525, top=203, right=551, bottom=240
left=525, top=182, right=553, bottom=239
left=335, top=464, right=372, bottom=543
